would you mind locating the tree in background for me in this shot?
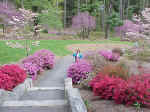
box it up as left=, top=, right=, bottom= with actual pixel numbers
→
left=10, top=0, right=150, bottom=40
left=38, top=7, right=63, bottom=31
left=72, top=12, right=96, bottom=39
left=115, top=8, right=150, bottom=41
left=0, top=2, right=39, bottom=56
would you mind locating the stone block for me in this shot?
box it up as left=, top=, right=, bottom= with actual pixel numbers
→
left=67, top=88, right=87, bottom=112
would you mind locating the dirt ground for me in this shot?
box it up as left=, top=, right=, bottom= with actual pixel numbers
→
left=67, top=43, right=131, bottom=53
left=79, top=88, right=150, bottom=112
left=69, top=43, right=149, bottom=112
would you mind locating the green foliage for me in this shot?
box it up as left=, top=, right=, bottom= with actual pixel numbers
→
left=42, top=29, right=48, bottom=33
left=14, top=0, right=51, bottom=12
left=80, top=0, right=101, bottom=16
left=84, top=100, right=90, bottom=108
left=106, top=12, right=123, bottom=30
left=38, top=7, right=63, bottom=29
left=134, top=102, right=141, bottom=111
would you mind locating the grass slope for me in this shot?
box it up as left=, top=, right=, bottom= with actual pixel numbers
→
left=0, top=39, right=132, bottom=65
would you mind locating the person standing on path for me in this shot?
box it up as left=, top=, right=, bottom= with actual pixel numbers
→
left=73, top=48, right=83, bottom=62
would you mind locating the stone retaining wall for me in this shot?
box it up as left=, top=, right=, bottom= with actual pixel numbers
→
left=0, top=78, right=32, bottom=105
left=65, top=78, right=87, bottom=112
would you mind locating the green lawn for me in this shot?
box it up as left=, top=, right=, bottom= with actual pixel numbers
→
left=0, top=39, right=132, bottom=65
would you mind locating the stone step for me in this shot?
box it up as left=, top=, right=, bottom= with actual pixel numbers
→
left=2, top=100, right=68, bottom=107
left=20, top=89, right=65, bottom=100
left=28, top=87, right=64, bottom=91
left=1, top=100, right=70, bottom=112
left=0, top=106, right=70, bottom=112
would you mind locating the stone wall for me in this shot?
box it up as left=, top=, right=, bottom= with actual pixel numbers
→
left=0, top=78, right=32, bottom=105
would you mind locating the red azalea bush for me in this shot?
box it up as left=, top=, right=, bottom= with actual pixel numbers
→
left=89, top=74, right=125, bottom=100
left=89, top=73, right=150, bottom=107
left=114, top=74, right=150, bottom=106
left=0, top=64, right=27, bottom=91
left=0, top=71, right=14, bottom=91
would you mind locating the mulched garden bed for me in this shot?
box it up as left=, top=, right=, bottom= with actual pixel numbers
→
left=73, top=85, right=150, bottom=112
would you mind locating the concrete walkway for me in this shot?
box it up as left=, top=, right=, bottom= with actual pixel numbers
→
left=0, top=56, right=73, bottom=112
left=34, top=55, right=73, bottom=87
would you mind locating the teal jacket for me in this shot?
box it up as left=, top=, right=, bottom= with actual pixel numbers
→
left=73, top=53, right=83, bottom=59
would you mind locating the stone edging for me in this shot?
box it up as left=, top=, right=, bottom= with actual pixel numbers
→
left=0, top=78, right=32, bottom=105
left=65, top=78, right=87, bottom=112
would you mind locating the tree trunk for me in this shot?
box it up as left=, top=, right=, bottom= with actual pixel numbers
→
left=21, top=0, right=24, bottom=9
left=5, top=0, right=8, bottom=8
left=78, top=0, right=80, bottom=13
left=101, top=9, right=105, bottom=31
left=105, top=23, right=109, bottom=39
left=64, top=0, right=67, bottom=28
left=120, top=0, right=123, bottom=20
left=56, top=0, right=58, bottom=9
left=125, top=0, right=129, bottom=19
left=104, top=0, right=111, bottom=39
left=86, top=0, right=88, bottom=7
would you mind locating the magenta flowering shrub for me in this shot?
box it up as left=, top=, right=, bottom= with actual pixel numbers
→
left=89, top=73, right=150, bottom=107
left=22, top=49, right=55, bottom=78
left=67, top=60, right=92, bottom=84
left=72, top=12, right=96, bottom=30
left=89, top=74, right=125, bottom=100
left=33, top=49, right=55, bottom=69
left=23, top=62, right=41, bottom=76
left=99, top=50, right=120, bottom=61
left=72, top=12, right=96, bottom=39
left=113, top=74, right=150, bottom=106
left=0, top=71, right=14, bottom=91
left=0, top=64, right=27, bottom=91
left=115, top=20, right=142, bottom=36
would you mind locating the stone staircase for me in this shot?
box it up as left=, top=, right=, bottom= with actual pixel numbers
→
left=0, top=87, right=70, bottom=112
left=0, top=56, right=74, bottom=112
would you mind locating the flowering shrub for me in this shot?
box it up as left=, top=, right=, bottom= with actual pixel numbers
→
left=0, top=64, right=27, bottom=91
left=115, top=20, right=141, bottom=36
left=22, top=49, right=55, bottom=78
left=89, top=73, right=150, bottom=107
left=72, top=12, right=96, bottom=39
left=100, top=64, right=130, bottom=80
left=23, top=62, right=41, bottom=79
left=0, top=71, right=14, bottom=91
left=72, top=12, right=96, bottom=30
left=34, top=49, right=55, bottom=69
left=89, top=74, right=125, bottom=100
left=99, top=50, right=120, bottom=61
left=84, top=51, right=109, bottom=75
left=115, top=9, right=150, bottom=41
left=67, top=60, right=92, bottom=84
left=114, top=74, right=150, bottom=106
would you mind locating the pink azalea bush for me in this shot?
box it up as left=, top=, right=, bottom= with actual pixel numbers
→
left=89, top=73, right=150, bottom=107
left=22, top=49, right=55, bottom=79
left=0, top=64, right=27, bottom=91
left=115, top=20, right=142, bottom=36
left=99, top=50, right=120, bottom=61
left=67, top=60, right=92, bottom=84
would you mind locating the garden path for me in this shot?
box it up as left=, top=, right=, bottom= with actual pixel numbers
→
left=0, top=55, right=73, bottom=112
